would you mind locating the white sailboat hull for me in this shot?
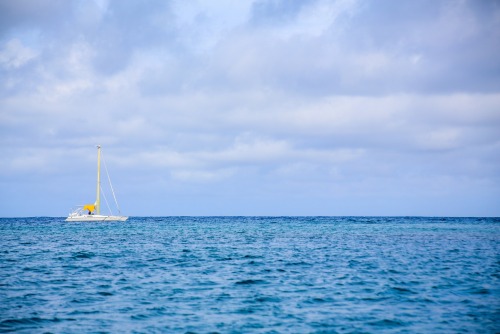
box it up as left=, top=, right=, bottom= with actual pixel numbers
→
left=65, top=214, right=128, bottom=222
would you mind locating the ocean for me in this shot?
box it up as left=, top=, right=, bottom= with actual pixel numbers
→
left=0, top=217, right=498, bottom=333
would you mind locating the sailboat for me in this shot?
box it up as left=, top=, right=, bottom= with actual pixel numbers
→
left=66, top=145, right=128, bottom=222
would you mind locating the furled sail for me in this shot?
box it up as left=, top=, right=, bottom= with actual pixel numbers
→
left=83, top=204, right=95, bottom=213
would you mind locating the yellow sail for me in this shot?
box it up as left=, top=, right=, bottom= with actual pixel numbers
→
left=83, top=204, right=95, bottom=213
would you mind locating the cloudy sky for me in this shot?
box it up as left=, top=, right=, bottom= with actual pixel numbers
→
left=1, top=0, right=499, bottom=217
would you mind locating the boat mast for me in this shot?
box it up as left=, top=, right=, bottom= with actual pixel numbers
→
left=96, top=145, right=101, bottom=215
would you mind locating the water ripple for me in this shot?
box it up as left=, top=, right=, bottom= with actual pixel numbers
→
left=0, top=216, right=498, bottom=333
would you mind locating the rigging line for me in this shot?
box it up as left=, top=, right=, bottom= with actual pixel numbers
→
left=100, top=184, right=113, bottom=216
left=101, top=150, right=122, bottom=214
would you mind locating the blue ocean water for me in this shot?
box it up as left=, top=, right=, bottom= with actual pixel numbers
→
left=0, top=217, right=498, bottom=333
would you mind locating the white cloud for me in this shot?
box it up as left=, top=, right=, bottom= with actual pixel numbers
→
left=171, top=168, right=235, bottom=183
left=263, top=0, right=359, bottom=39
left=0, top=39, right=37, bottom=69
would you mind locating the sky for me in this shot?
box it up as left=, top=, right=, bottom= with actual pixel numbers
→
left=0, top=0, right=499, bottom=217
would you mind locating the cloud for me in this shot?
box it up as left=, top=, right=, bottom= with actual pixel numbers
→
left=0, top=39, right=38, bottom=69
left=0, top=0, right=499, bottom=216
